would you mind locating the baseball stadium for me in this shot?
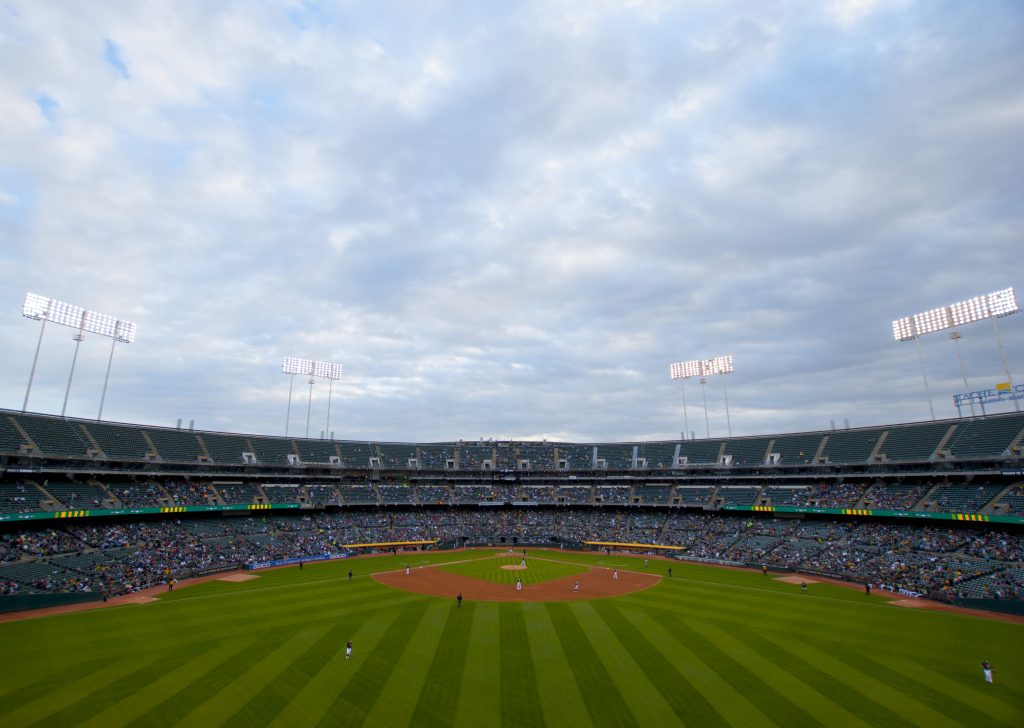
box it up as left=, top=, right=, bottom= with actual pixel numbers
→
left=1, top=408, right=1022, bottom=727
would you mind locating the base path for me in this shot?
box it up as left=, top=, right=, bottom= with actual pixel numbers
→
left=375, top=563, right=660, bottom=602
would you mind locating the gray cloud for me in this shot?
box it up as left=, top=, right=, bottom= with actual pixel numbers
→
left=1, top=0, right=1021, bottom=443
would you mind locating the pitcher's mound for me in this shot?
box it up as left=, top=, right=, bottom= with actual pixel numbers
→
left=500, top=565, right=528, bottom=571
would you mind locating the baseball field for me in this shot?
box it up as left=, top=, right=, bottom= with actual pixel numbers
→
left=0, top=548, right=1021, bottom=727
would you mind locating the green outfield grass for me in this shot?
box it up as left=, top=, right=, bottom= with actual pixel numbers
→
left=0, top=549, right=1021, bottom=727
left=440, top=555, right=588, bottom=585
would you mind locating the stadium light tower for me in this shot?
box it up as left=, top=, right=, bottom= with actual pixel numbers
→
left=670, top=355, right=733, bottom=439
left=669, top=359, right=701, bottom=440
left=894, top=287, right=1020, bottom=418
left=20, top=293, right=136, bottom=418
left=282, top=357, right=343, bottom=438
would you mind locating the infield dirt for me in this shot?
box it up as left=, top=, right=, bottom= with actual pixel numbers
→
left=374, top=559, right=660, bottom=602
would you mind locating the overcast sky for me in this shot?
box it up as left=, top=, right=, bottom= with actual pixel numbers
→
left=0, top=0, right=1021, bottom=444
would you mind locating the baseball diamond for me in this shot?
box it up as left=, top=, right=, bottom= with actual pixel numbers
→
left=0, top=547, right=1022, bottom=727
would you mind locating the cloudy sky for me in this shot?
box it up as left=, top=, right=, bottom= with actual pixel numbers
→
left=0, top=0, right=1021, bottom=444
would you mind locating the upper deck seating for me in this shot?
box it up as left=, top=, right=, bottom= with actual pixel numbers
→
left=198, top=433, right=250, bottom=464
left=597, top=444, right=633, bottom=469
left=676, top=440, right=723, bottom=465
left=639, top=442, right=676, bottom=469
left=877, top=422, right=951, bottom=462
left=722, top=439, right=771, bottom=466
left=248, top=437, right=296, bottom=465
left=84, top=421, right=149, bottom=460
left=770, top=434, right=823, bottom=465
left=945, top=414, right=1024, bottom=459
left=339, top=442, right=373, bottom=468
left=13, top=414, right=89, bottom=457
left=820, top=429, right=880, bottom=464
left=378, top=444, right=417, bottom=468
left=144, top=428, right=203, bottom=462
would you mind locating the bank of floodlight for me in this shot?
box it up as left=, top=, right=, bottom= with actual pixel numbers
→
left=892, top=287, right=1020, bottom=417
left=282, top=357, right=343, bottom=438
left=20, top=292, right=137, bottom=418
left=669, top=354, right=734, bottom=439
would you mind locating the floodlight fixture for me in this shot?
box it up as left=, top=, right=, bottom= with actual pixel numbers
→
left=893, top=287, right=1020, bottom=416
left=20, top=292, right=137, bottom=418
left=670, top=360, right=702, bottom=380
left=282, top=357, right=343, bottom=437
left=670, top=354, right=734, bottom=439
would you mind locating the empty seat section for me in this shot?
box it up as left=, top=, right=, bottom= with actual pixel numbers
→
left=770, top=434, right=823, bottom=465
left=144, top=428, right=203, bottom=462
left=339, top=442, right=374, bottom=468
left=640, top=442, right=676, bottom=468
left=877, top=422, right=951, bottom=462
left=945, top=414, right=1024, bottom=459
left=928, top=483, right=1004, bottom=513
left=0, top=416, right=28, bottom=453
left=820, top=429, right=880, bottom=464
left=597, top=444, right=633, bottom=469
left=248, top=437, right=296, bottom=465
left=294, top=439, right=339, bottom=464
left=722, top=438, right=771, bottom=466
left=13, top=414, right=89, bottom=457
left=676, top=440, right=722, bottom=464
left=555, top=445, right=592, bottom=469
left=199, top=433, right=250, bottom=464
left=82, top=421, right=150, bottom=460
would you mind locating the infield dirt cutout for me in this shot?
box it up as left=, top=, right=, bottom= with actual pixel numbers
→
left=500, top=564, right=528, bottom=571
left=774, top=576, right=818, bottom=585
left=375, top=556, right=660, bottom=602
left=217, top=574, right=260, bottom=583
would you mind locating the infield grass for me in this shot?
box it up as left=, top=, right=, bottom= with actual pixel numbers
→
left=440, top=554, right=587, bottom=585
left=0, top=549, right=1021, bottom=727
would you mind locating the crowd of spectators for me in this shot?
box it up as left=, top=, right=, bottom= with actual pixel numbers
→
left=1, top=507, right=1022, bottom=602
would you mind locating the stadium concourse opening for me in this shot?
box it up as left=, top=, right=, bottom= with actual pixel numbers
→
left=374, top=550, right=661, bottom=602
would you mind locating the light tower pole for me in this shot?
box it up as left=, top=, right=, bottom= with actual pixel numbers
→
left=282, top=357, right=343, bottom=438
left=895, top=287, right=1020, bottom=419
left=670, top=355, right=734, bottom=439
left=20, top=293, right=136, bottom=418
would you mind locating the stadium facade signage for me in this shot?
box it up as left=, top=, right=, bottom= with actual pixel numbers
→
left=953, top=383, right=1024, bottom=415
left=247, top=552, right=350, bottom=570
left=723, top=505, right=1023, bottom=525
left=0, top=502, right=302, bottom=523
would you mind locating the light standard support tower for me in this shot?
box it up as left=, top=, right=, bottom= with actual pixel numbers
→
left=282, top=357, right=343, bottom=439
left=895, top=287, right=1020, bottom=418
left=20, top=293, right=136, bottom=418
left=670, top=355, right=734, bottom=439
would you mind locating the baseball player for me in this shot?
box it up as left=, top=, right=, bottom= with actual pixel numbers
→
left=981, top=660, right=993, bottom=684
left=516, top=578, right=522, bottom=591
left=405, top=565, right=410, bottom=576
left=613, top=569, right=619, bottom=580
left=345, top=640, right=353, bottom=660
left=573, top=580, right=579, bottom=592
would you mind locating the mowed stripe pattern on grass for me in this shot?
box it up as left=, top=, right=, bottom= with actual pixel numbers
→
left=0, top=550, right=1021, bottom=727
